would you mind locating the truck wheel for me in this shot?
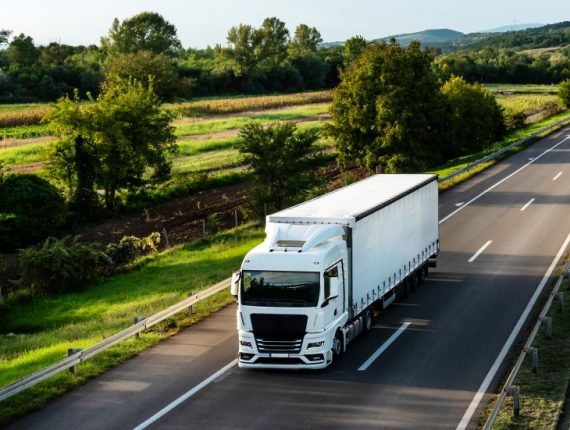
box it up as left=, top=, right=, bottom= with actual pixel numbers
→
left=332, top=331, right=344, bottom=360
left=363, top=308, right=374, bottom=334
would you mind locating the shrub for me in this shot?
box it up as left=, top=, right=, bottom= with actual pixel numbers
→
left=17, top=232, right=161, bottom=296
left=18, top=237, right=111, bottom=295
left=105, top=232, right=160, bottom=265
left=503, top=108, right=526, bottom=130
left=0, top=174, right=67, bottom=251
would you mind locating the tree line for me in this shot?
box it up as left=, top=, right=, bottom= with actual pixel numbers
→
left=0, top=12, right=342, bottom=102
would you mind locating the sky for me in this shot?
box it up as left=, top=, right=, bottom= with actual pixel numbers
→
left=2, top=0, right=569, bottom=48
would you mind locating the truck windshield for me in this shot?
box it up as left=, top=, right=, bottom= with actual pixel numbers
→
left=241, top=271, right=320, bottom=307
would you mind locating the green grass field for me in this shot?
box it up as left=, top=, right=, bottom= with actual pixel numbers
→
left=482, top=83, right=560, bottom=94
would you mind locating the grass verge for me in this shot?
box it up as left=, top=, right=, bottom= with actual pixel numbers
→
left=480, top=263, right=570, bottom=429
left=0, top=224, right=264, bottom=424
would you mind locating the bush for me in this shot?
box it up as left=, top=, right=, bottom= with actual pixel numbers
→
left=105, top=232, right=160, bottom=265
left=559, top=79, right=570, bottom=108
left=0, top=174, right=67, bottom=251
left=17, top=232, right=161, bottom=296
left=18, top=237, right=111, bottom=295
left=504, top=108, right=526, bottom=130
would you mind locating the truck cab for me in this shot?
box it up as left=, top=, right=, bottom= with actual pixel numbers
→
left=234, top=223, right=349, bottom=369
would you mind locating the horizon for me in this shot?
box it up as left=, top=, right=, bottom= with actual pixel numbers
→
left=1, top=0, right=569, bottom=48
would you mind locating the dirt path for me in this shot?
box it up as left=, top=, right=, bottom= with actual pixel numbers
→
left=0, top=135, right=55, bottom=149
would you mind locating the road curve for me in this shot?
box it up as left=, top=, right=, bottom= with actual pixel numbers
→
left=5, top=125, right=570, bottom=430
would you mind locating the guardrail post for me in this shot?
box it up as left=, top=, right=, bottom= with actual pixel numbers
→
left=188, top=305, right=193, bottom=316
left=202, top=219, right=206, bottom=236
left=542, top=317, right=552, bottom=339
left=557, top=292, right=564, bottom=313
left=133, top=316, right=145, bottom=339
left=68, top=348, right=82, bottom=374
left=512, top=385, right=521, bottom=416
left=234, top=209, right=238, bottom=228
left=527, top=347, right=538, bottom=373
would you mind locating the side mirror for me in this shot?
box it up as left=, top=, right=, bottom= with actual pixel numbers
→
left=230, top=271, right=241, bottom=297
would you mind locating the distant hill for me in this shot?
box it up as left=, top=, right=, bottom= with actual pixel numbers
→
left=319, top=21, right=569, bottom=53
left=457, top=21, right=570, bottom=51
left=482, top=23, right=543, bottom=33
left=373, top=28, right=463, bottom=47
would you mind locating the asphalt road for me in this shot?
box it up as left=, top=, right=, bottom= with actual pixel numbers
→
left=5, top=125, right=570, bottom=430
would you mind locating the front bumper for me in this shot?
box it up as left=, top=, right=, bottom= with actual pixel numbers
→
left=238, top=331, right=333, bottom=369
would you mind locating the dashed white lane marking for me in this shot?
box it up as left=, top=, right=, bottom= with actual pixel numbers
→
left=553, top=171, right=563, bottom=181
left=468, top=240, right=493, bottom=263
left=358, top=322, right=411, bottom=371
left=520, top=198, right=535, bottom=211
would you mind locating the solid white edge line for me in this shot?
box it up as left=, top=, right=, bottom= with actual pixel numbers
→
left=467, top=240, right=493, bottom=263
left=456, top=230, right=570, bottom=430
left=553, top=171, right=563, bottom=181
left=439, top=136, right=570, bottom=225
left=358, top=322, right=411, bottom=371
left=133, top=359, right=238, bottom=430
left=520, top=198, right=535, bottom=211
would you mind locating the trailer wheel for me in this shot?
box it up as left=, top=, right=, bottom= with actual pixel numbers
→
left=363, top=308, right=374, bottom=334
left=332, top=330, right=344, bottom=360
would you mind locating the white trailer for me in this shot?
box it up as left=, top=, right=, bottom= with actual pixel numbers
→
left=231, top=174, right=439, bottom=369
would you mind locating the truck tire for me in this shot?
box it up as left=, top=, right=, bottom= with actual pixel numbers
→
left=363, top=308, right=374, bottom=334
left=332, top=330, right=344, bottom=361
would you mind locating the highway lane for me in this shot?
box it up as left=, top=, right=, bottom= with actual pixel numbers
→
left=5, top=125, right=570, bottom=430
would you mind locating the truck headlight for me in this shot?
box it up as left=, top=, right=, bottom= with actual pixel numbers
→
left=307, top=341, right=324, bottom=349
left=240, top=340, right=252, bottom=348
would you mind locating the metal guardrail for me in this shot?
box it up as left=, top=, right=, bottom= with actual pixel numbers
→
left=438, top=115, right=570, bottom=183
left=483, top=260, right=570, bottom=429
left=0, top=276, right=232, bottom=402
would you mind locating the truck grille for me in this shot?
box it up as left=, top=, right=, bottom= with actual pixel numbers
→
left=256, top=338, right=303, bottom=354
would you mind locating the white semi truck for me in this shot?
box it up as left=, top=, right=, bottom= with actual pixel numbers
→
left=230, top=174, right=439, bottom=369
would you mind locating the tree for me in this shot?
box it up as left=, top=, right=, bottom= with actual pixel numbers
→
left=441, top=76, right=505, bottom=158
left=238, top=122, right=323, bottom=214
left=46, top=79, right=177, bottom=211
left=0, top=29, right=11, bottom=45
left=44, top=90, right=100, bottom=213
left=90, top=78, right=177, bottom=210
left=290, top=24, right=322, bottom=55
left=258, top=17, right=290, bottom=68
left=6, top=33, right=39, bottom=68
left=105, top=50, right=192, bottom=100
left=327, top=41, right=448, bottom=173
left=101, top=12, right=181, bottom=57
left=559, top=78, right=570, bottom=107
left=220, top=24, right=263, bottom=76
left=343, top=35, right=367, bottom=64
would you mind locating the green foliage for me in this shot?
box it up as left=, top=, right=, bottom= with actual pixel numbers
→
left=17, top=232, right=162, bottom=296
left=6, top=34, right=39, bottom=68
left=559, top=79, right=570, bottom=107
left=258, top=17, right=290, bottom=68
left=45, top=79, right=177, bottom=211
left=238, top=122, right=323, bottom=213
left=328, top=41, right=448, bottom=173
left=105, top=232, right=160, bottom=266
left=441, top=76, right=506, bottom=158
left=101, top=12, right=181, bottom=57
left=343, top=35, right=368, bottom=64
left=0, top=174, right=67, bottom=251
left=289, top=24, right=322, bottom=56
left=104, top=50, right=193, bottom=100
left=17, top=237, right=111, bottom=295
left=0, top=29, right=12, bottom=46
